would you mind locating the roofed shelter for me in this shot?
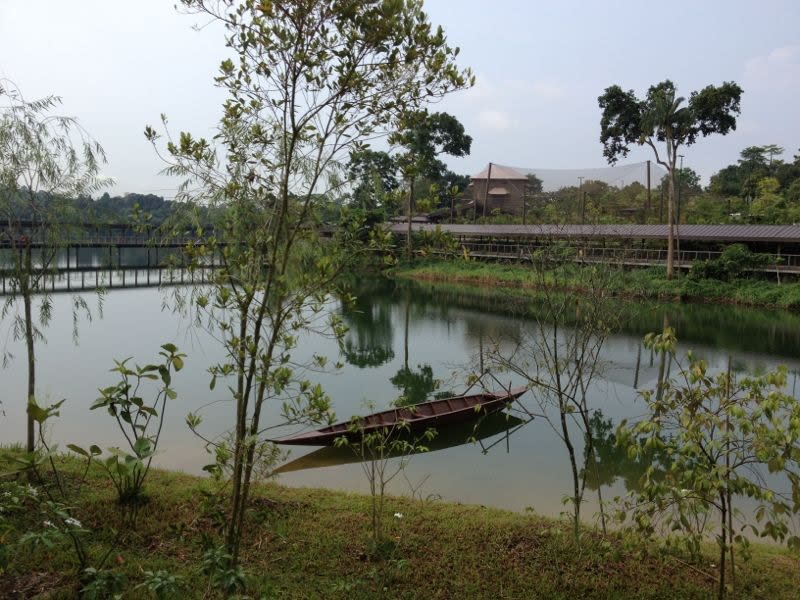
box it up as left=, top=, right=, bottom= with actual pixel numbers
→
left=468, top=164, right=528, bottom=216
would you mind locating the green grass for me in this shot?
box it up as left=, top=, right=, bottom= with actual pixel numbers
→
left=2, top=451, right=799, bottom=598
left=391, top=258, right=800, bottom=310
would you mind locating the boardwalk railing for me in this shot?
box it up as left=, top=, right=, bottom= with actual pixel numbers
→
left=0, top=265, right=219, bottom=296
left=446, top=242, right=800, bottom=274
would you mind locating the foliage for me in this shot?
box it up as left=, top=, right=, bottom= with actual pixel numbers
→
left=73, top=344, right=186, bottom=506
left=148, top=0, right=472, bottom=568
left=598, top=79, right=742, bottom=277
left=135, top=569, right=184, bottom=599
left=486, top=244, right=618, bottom=538
left=0, top=80, right=110, bottom=452
left=688, top=244, right=772, bottom=282
left=81, top=567, right=128, bottom=600
left=335, top=408, right=436, bottom=553
left=412, top=225, right=462, bottom=259
left=617, top=328, right=800, bottom=599
left=200, top=545, right=246, bottom=595
left=1, top=398, right=123, bottom=584
left=390, top=109, right=472, bottom=258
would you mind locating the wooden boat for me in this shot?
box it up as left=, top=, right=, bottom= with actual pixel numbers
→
left=268, top=387, right=526, bottom=446
left=273, top=412, right=527, bottom=473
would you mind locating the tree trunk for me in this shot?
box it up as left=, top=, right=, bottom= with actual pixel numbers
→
left=406, top=177, right=415, bottom=261
left=23, top=246, right=35, bottom=453
left=666, top=166, right=676, bottom=279
left=718, top=493, right=727, bottom=600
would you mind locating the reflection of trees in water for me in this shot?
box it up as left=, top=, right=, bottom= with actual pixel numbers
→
left=394, top=276, right=800, bottom=360
left=339, top=281, right=395, bottom=369
left=391, top=364, right=437, bottom=406
left=581, top=410, right=653, bottom=494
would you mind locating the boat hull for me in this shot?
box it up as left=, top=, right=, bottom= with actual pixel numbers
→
left=269, top=387, right=526, bottom=446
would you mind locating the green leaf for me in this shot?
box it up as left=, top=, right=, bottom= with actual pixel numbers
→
left=133, top=437, right=153, bottom=457
left=172, top=356, right=184, bottom=371
left=159, top=366, right=171, bottom=386
left=27, top=401, right=49, bottom=423
left=67, top=444, right=89, bottom=457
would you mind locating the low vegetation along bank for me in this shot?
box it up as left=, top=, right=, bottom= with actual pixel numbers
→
left=1, top=453, right=799, bottom=599
left=391, top=258, right=800, bottom=310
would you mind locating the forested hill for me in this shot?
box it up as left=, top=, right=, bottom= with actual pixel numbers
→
left=64, top=192, right=180, bottom=225
left=3, top=191, right=183, bottom=225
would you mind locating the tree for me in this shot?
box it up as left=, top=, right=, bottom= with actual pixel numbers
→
left=618, top=329, right=800, bottom=599
left=151, top=0, right=472, bottom=567
left=708, top=164, right=744, bottom=199
left=348, top=149, right=399, bottom=214
left=749, top=176, right=784, bottom=222
left=762, top=144, right=784, bottom=168
left=598, top=80, right=742, bottom=278
left=660, top=167, right=701, bottom=196
left=390, top=110, right=472, bottom=259
left=738, top=145, right=769, bottom=168
left=0, top=81, right=109, bottom=452
left=523, top=173, right=543, bottom=223
left=487, top=243, right=617, bottom=539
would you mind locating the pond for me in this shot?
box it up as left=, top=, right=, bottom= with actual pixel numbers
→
left=2, top=273, right=799, bottom=521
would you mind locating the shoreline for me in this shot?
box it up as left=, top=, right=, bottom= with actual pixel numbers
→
left=388, top=259, right=800, bottom=311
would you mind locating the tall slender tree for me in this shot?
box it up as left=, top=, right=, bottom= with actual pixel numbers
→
left=599, top=80, right=742, bottom=277
left=152, top=0, right=473, bottom=566
left=0, top=81, right=109, bottom=452
left=391, top=110, right=471, bottom=259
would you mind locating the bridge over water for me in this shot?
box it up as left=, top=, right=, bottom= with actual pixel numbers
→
left=0, top=221, right=220, bottom=295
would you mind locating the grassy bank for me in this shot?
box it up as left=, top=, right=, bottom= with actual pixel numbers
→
left=2, top=453, right=800, bottom=599
left=390, top=259, right=800, bottom=310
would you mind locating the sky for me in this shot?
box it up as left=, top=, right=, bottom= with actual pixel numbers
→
left=1, top=0, right=799, bottom=196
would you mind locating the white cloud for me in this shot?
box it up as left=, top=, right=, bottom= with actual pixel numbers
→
left=743, top=45, right=800, bottom=92
left=477, top=110, right=512, bottom=131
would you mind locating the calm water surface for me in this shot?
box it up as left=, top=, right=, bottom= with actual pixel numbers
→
left=2, top=275, right=799, bottom=520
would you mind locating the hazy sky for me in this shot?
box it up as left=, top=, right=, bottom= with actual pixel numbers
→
left=1, top=0, right=798, bottom=196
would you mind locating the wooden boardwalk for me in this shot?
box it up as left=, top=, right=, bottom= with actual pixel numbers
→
left=0, top=265, right=218, bottom=296
left=446, top=242, right=800, bottom=275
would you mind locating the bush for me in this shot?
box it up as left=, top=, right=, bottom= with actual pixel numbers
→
left=688, top=244, right=772, bottom=281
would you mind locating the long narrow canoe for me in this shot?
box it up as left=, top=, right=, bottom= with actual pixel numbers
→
left=268, top=386, right=527, bottom=446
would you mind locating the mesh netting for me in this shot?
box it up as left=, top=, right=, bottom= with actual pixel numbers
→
left=470, top=161, right=667, bottom=193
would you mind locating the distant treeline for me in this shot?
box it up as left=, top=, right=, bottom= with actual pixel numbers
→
left=2, top=190, right=189, bottom=226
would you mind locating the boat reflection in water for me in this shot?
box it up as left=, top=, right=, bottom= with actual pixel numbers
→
left=273, top=411, right=526, bottom=475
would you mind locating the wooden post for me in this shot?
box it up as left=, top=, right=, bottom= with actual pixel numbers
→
left=481, top=162, right=493, bottom=220
left=646, top=160, right=651, bottom=213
